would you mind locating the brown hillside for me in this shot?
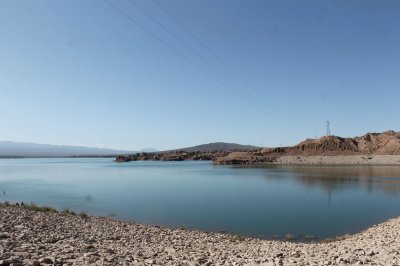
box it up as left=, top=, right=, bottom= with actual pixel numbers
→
left=282, top=135, right=360, bottom=155
left=355, top=131, right=400, bottom=155
left=264, top=130, right=400, bottom=156
left=214, top=130, right=400, bottom=164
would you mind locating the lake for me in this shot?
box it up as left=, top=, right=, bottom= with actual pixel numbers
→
left=1, top=158, right=400, bottom=240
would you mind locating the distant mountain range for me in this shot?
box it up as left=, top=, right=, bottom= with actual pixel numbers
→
left=0, top=141, right=133, bottom=157
left=0, top=141, right=258, bottom=157
left=169, top=142, right=260, bottom=153
left=141, top=148, right=159, bottom=153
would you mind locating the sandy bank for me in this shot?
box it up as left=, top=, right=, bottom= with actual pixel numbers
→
left=214, top=154, right=400, bottom=165
left=0, top=206, right=399, bottom=265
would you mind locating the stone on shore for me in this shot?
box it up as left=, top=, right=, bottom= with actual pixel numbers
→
left=0, top=205, right=399, bottom=265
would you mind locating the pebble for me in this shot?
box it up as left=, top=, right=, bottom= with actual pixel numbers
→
left=0, top=206, right=399, bottom=265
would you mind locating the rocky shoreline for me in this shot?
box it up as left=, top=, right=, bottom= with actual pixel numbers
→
left=1, top=206, right=399, bottom=265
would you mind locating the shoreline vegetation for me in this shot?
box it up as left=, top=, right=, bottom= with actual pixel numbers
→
left=1, top=203, right=399, bottom=265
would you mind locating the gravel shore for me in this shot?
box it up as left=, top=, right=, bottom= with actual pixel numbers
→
left=1, top=206, right=399, bottom=266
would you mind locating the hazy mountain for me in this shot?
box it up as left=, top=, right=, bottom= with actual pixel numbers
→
left=141, top=148, right=159, bottom=152
left=0, top=141, right=133, bottom=157
left=170, top=142, right=260, bottom=152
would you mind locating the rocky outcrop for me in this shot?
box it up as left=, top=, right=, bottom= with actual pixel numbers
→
left=356, top=131, right=400, bottom=155
left=283, top=130, right=400, bottom=156
left=285, top=136, right=360, bottom=155
left=214, top=131, right=400, bottom=165
left=1, top=205, right=399, bottom=265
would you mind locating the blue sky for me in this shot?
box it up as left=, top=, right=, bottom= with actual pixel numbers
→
left=1, top=0, right=399, bottom=151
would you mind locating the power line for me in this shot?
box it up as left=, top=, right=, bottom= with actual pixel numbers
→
left=153, top=0, right=305, bottom=127
left=125, top=0, right=284, bottom=112
left=103, top=0, right=251, bottom=104
left=153, top=0, right=233, bottom=75
left=125, top=0, right=290, bottom=118
left=152, top=0, right=260, bottom=94
left=105, top=0, right=303, bottom=126
left=104, top=0, right=290, bottom=119
left=126, top=0, right=234, bottom=83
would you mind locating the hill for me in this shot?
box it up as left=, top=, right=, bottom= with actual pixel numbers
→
left=115, top=142, right=259, bottom=162
left=0, top=141, right=133, bottom=157
left=272, top=130, right=400, bottom=156
left=214, top=130, right=400, bottom=164
left=170, top=142, right=260, bottom=152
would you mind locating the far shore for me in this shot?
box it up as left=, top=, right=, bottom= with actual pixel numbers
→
left=0, top=204, right=399, bottom=265
left=3, top=155, right=400, bottom=166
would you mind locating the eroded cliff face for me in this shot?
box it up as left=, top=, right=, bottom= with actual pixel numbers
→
left=213, top=131, right=400, bottom=165
left=277, top=131, right=400, bottom=156
left=355, top=131, right=400, bottom=155
left=280, top=136, right=360, bottom=156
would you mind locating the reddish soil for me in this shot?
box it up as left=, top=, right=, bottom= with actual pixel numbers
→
left=214, top=131, right=400, bottom=164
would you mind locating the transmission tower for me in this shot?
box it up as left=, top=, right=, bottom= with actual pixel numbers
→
left=326, top=120, right=331, bottom=136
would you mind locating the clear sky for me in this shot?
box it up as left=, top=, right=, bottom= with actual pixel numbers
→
left=1, top=0, right=399, bottom=151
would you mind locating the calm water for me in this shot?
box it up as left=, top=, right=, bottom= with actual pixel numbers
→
left=1, top=158, right=400, bottom=240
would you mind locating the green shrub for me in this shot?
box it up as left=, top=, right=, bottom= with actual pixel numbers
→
left=79, top=211, right=88, bottom=219
left=61, top=209, right=76, bottom=216
left=23, top=203, right=58, bottom=213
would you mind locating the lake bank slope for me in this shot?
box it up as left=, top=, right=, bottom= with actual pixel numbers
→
left=1, top=205, right=399, bottom=265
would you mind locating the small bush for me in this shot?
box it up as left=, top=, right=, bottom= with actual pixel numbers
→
left=61, top=209, right=76, bottom=216
left=79, top=211, right=88, bottom=219
left=42, top=206, right=58, bottom=213
left=23, top=203, right=58, bottom=213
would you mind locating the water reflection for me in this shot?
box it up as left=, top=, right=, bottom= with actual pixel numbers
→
left=262, top=165, right=400, bottom=196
